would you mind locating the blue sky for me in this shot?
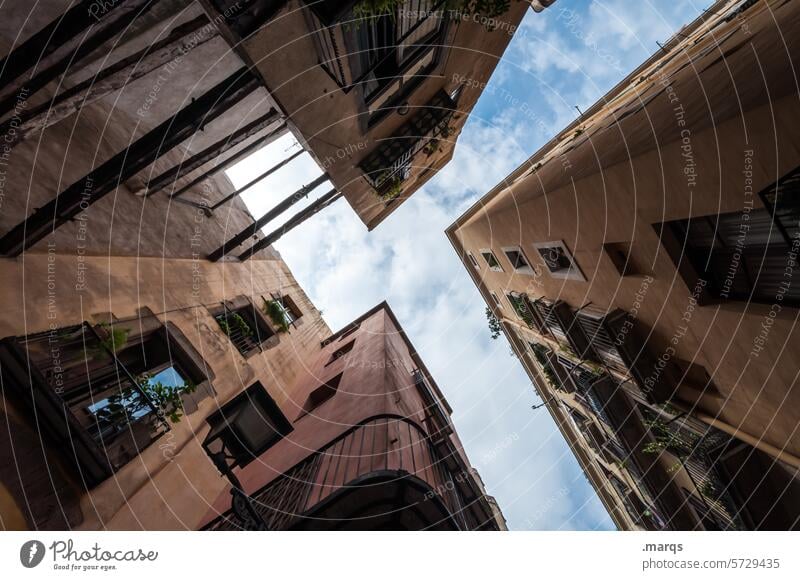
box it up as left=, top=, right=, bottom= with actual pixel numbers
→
left=227, top=0, right=708, bottom=530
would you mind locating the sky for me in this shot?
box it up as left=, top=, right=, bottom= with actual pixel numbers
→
left=225, top=0, right=708, bottom=530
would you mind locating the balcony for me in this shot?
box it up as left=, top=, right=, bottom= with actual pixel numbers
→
left=205, top=415, right=495, bottom=530
left=639, top=409, right=746, bottom=530
left=303, top=0, right=449, bottom=107
left=575, top=308, right=677, bottom=404
left=1, top=324, right=169, bottom=484
left=359, top=90, right=457, bottom=200
left=508, top=292, right=549, bottom=335
left=0, top=319, right=212, bottom=487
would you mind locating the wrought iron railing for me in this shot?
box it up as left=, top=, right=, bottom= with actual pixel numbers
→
left=205, top=415, right=480, bottom=530
left=214, top=311, right=260, bottom=355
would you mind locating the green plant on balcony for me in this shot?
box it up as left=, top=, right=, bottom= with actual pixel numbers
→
left=423, top=138, right=442, bottom=156
left=486, top=307, right=502, bottom=340
left=263, top=298, right=290, bottom=332
left=218, top=312, right=254, bottom=338
left=377, top=174, right=404, bottom=201
left=93, top=323, right=130, bottom=360
left=353, top=0, right=515, bottom=21
left=530, top=344, right=560, bottom=388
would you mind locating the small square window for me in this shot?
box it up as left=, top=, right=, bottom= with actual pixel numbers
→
left=467, top=252, right=480, bottom=270
left=211, top=298, right=275, bottom=357
left=479, top=249, right=503, bottom=272
left=298, top=373, right=342, bottom=419
left=533, top=241, right=585, bottom=281
left=502, top=246, right=536, bottom=275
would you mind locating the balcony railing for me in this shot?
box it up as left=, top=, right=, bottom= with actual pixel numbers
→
left=640, top=409, right=745, bottom=530
left=509, top=293, right=549, bottom=335
left=205, top=415, right=483, bottom=531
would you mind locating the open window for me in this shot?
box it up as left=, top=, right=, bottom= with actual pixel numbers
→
left=480, top=249, right=503, bottom=272
left=502, top=246, right=537, bottom=276
left=278, top=295, right=303, bottom=324
left=203, top=382, right=292, bottom=471
left=0, top=317, right=213, bottom=486
left=210, top=297, right=275, bottom=357
left=298, top=373, right=342, bottom=419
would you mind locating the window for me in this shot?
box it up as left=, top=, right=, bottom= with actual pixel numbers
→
left=203, top=382, right=292, bottom=470
left=467, top=252, right=480, bottom=270
left=490, top=292, right=503, bottom=309
left=659, top=175, right=800, bottom=306
left=0, top=318, right=213, bottom=485
left=273, top=295, right=303, bottom=325
left=502, top=246, right=536, bottom=275
left=298, top=373, right=342, bottom=418
left=350, top=4, right=446, bottom=109
left=533, top=241, right=585, bottom=281
left=211, top=298, right=275, bottom=357
left=480, top=249, right=503, bottom=272
left=326, top=340, right=355, bottom=366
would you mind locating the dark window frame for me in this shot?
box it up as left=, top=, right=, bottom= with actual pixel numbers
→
left=204, top=381, right=293, bottom=470
left=0, top=318, right=214, bottom=486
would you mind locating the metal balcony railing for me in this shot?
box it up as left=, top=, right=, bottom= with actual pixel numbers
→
left=576, top=308, right=677, bottom=404
left=532, top=299, right=594, bottom=359
left=359, top=90, right=457, bottom=196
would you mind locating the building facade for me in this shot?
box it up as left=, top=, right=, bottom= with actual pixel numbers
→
left=0, top=0, right=538, bottom=264
left=0, top=0, right=507, bottom=530
left=447, top=0, right=800, bottom=530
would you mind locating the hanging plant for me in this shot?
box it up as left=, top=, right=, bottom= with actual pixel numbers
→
left=486, top=307, right=502, bottom=340
left=92, top=324, right=130, bottom=360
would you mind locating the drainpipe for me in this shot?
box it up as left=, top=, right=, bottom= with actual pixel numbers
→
left=670, top=401, right=800, bottom=470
